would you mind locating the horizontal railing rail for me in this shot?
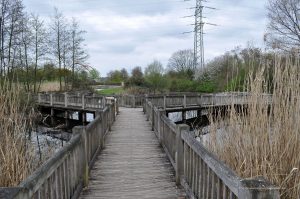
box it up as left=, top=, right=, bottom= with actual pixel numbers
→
left=37, top=92, right=106, bottom=110
left=116, top=94, right=144, bottom=108
left=146, top=92, right=272, bottom=109
left=0, top=100, right=117, bottom=199
left=145, top=93, right=280, bottom=199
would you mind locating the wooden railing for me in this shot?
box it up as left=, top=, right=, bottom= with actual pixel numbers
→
left=145, top=94, right=279, bottom=199
left=0, top=101, right=117, bottom=199
left=146, top=93, right=272, bottom=109
left=37, top=93, right=106, bottom=110
left=116, top=94, right=144, bottom=108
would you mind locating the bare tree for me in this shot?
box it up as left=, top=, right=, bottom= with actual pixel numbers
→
left=0, top=0, right=24, bottom=76
left=267, top=0, right=300, bottom=52
left=7, top=0, right=24, bottom=74
left=19, top=14, right=32, bottom=90
left=70, top=18, right=88, bottom=88
left=0, top=0, right=10, bottom=75
left=30, top=14, right=47, bottom=92
left=167, top=49, right=195, bottom=79
left=50, top=8, right=67, bottom=90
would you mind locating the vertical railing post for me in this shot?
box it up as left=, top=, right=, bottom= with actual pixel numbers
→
left=197, top=94, right=201, bottom=105
left=143, top=97, right=146, bottom=113
left=132, top=95, right=136, bottom=108
left=163, top=96, right=166, bottom=109
left=183, top=95, right=187, bottom=108
left=151, top=107, right=155, bottom=131
left=238, top=177, right=280, bottom=199
left=50, top=94, right=53, bottom=106
left=64, top=93, right=68, bottom=107
left=175, top=124, right=189, bottom=185
left=158, top=110, right=166, bottom=144
left=112, top=101, right=116, bottom=122
left=146, top=103, right=150, bottom=121
left=82, top=95, right=85, bottom=109
left=38, top=93, right=41, bottom=103
left=108, top=105, right=112, bottom=131
left=73, top=126, right=89, bottom=187
left=103, top=97, right=106, bottom=109
left=116, top=98, right=119, bottom=115
left=99, top=110, right=105, bottom=148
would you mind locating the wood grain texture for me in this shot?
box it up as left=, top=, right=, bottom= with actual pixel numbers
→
left=80, top=108, right=186, bottom=199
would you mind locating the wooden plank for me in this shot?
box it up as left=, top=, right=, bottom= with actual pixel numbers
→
left=80, top=108, right=186, bottom=199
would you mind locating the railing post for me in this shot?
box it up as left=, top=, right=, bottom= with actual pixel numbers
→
left=151, top=107, right=155, bottom=131
left=73, top=126, right=89, bottom=187
left=108, top=105, right=112, bottom=131
left=82, top=95, right=85, bottom=109
left=197, top=94, right=201, bottom=105
left=99, top=110, right=105, bottom=148
left=50, top=94, right=53, bottom=106
left=183, top=95, right=187, bottom=108
left=144, top=96, right=148, bottom=113
left=238, top=177, right=280, bottom=199
left=146, top=103, right=150, bottom=121
left=163, top=96, right=166, bottom=110
left=175, top=124, right=189, bottom=185
left=38, top=93, right=41, bottom=103
left=64, top=92, right=68, bottom=107
left=132, top=95, right=136, bottom=108
left=102, top=97, right=106, bottom=109
left=158, top=110, right=165, bottom=144
left=112, top=102, right=116, bottom=122
left=116, top=98, right=119, bottom=115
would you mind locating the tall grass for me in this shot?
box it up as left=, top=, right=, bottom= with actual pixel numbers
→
left=0, top=80, right=35, bottom=187
left=206, top=56, right=300, bottom=198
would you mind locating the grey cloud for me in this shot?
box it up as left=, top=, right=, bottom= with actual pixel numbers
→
left=24, top=0, right=268, bottom=75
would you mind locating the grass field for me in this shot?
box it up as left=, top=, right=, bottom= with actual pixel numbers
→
left=97, top=87, right=124, bottom=95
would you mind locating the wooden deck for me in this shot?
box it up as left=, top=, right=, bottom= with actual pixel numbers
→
left=80, top=107, right=185, bottom=199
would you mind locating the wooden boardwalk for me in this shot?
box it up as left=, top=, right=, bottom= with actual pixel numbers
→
left=80, top=107, right=185, bottom=199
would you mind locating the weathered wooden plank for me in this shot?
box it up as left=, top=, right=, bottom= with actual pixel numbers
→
left=80, top=108, right=185, bottom=199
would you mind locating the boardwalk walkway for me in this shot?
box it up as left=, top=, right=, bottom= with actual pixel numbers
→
left=80, top=107, right=185, bottom=199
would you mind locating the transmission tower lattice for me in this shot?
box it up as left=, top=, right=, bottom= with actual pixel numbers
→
left=193, top=0, right=205, bottom=72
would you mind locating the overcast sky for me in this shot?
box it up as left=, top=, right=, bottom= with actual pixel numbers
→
left=23, top=0, right=268, bottom=76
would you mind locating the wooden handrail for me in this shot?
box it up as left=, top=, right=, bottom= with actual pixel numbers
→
left=0, top=101, right=118, bottom=199
left=37, top=92, right=106, bottom=110
left=145, top=94, right=279, bottom=199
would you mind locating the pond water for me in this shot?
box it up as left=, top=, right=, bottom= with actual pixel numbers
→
left=29, top=112, right=95, bottom=161
left=167, top=110, right=226, bottom=146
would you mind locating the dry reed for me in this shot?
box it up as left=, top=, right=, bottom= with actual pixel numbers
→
left=39, top=81, right=65, bottom=92
left=0, top=80, right=35, bottom=187
left=206, top=56, right=300, bottom=198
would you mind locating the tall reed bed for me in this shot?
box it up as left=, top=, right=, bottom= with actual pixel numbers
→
left=207, top=56, right=300, bottom=198
left=0, top=81, right=35, bottom=187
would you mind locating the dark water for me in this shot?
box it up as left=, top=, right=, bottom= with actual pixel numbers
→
left=29, top=112, right=95, bottom=161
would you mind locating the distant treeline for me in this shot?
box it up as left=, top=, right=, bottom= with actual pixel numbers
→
left=0, top=0, right=90, bottom=92
left=105, top=47, right=294, bottom=94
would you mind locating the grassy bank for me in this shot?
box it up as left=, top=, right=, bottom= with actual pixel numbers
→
left=207, top=56, right=300, bottom=198
left=97, top=87, right=124, bottom=95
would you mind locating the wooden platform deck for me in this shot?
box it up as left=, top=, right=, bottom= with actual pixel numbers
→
left=80, top=107, right=185, bottom=199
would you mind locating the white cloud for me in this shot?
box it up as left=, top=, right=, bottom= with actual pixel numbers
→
left=24, top=0, right=268, bottom=76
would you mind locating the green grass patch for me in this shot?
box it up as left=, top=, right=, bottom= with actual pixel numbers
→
left=97, top=87, right=124, bottom=95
